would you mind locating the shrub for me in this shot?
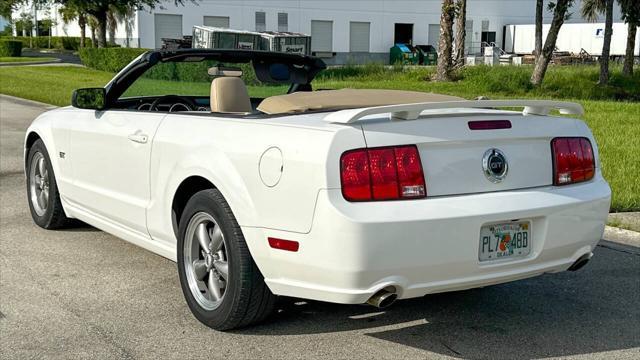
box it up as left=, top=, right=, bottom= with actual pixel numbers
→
left=0, top=40, right=23, bottom=57
left=79, top=47, right=149, bottom=73
left=0, top=36, right=92, bottom=50
left=78, top=47, right=261, bottom=84
left=143, top=61, right=257, bottom=84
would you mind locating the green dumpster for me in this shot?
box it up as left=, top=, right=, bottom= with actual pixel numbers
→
left=416, top=45, right=437, bottom=65
left=390, top=43, right=419, bottom=65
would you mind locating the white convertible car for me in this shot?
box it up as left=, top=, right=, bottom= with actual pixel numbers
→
left=25, top=49, right=611, bottom=330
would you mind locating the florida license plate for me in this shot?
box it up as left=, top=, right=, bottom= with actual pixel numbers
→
left=479, top=222, right=531, bottom=262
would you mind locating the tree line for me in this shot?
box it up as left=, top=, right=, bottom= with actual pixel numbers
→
left=1, top=0, right=191, bottom=48
left=435, top=0, right=639, bottom=85
left=1, top=0, right=638, bottom=83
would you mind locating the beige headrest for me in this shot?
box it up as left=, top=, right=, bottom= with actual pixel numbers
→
left=210, top=77, right=252, bottom=114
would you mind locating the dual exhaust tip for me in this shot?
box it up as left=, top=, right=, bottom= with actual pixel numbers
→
left=568, top=253, right=592, bottom=272
left=366, top=254, right=592, bottom=308
left=366, top=286, right=398, bottom=309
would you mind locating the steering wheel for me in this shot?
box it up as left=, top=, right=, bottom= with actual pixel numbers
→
left=149, top=95, right=196, bottom=112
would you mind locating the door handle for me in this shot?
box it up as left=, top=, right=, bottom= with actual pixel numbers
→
left=127, top=131, right=148, bottom=144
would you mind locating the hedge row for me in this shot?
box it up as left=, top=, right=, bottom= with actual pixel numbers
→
left=78, top=47, right=148, bottom=73
left=144, top=60, right=257, bottom=84
left=0, top=36, right=92, bottom=50
left=0, top=40, right=23, bottom=57
left=79, top=47, right=258, bottom=84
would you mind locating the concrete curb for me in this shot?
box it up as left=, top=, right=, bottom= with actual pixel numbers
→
left=0, top=59, right=62, bottom=67
left=603, top=226, right=640, bottom=248
left=0, top=94, right=58, bottom=109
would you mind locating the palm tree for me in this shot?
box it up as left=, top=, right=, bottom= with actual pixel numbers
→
left=107, top=9, right=117, bottom=45
left=58, top=3, right=88, bottom=48
left=434, top=0, right=456, bottom=81
left=531, top=0, right=574, bottom=86
left=619, top=0, right=640, bottom=75
left=534, top=0, right=544, bottom=56
left=453, top=0, right=467, bottom=67
left=582, top=0, right=615, bottom=85
left=88, top=16, right=98, bottom=48
left=106, top=4, right=135, bottom=46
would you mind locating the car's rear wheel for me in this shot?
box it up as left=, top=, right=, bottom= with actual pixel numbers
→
left=177, top=189, right=276, bottom=330
left=26, top=139, right=70, bottom=229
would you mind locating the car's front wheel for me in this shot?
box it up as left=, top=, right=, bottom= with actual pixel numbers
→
left=26, top=139, right=71, bottom=229
left=177, top=189, right=276, bottom=330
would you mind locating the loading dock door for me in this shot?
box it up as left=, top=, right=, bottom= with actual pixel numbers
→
left=350, top=22, right=371, bottom=52
left=465, top=20, right=473, bottom=54
left=482, top=31, right=496, bottom=45
left=154, top=14, right=182, bottom=49
left=394, top=23, right=414, bottom=45
left=428, top=24, right=440, bottom=47
left=311, top=20, right=333, bottom=52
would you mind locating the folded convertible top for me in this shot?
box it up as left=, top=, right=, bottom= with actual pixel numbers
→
left=257, top=89, right=463, bottom=114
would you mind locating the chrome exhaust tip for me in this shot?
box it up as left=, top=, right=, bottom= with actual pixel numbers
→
left=366, top=287, right=398, bottom=309
left=568, top=253, right=592, bottom=272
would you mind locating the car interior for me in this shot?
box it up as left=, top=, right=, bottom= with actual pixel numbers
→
left=107, top=49, right=462, bottom=117
left=116, top=65, right=265, bottom=114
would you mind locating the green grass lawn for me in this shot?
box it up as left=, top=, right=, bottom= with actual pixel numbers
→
left=0, top=64, right=638, bottom=211
left=0, top=56, right=57, bottom=63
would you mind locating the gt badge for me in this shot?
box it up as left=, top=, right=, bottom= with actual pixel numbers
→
left=482, top=148, right=508, bottom=183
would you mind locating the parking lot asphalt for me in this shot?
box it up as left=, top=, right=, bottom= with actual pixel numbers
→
left=1, top=94, right=639, bottom=360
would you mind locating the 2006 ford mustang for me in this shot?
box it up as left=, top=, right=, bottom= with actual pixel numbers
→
left=25, top=49, right=611, bottom=330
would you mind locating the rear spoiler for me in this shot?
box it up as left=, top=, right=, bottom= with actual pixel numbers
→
left=323, top=100, right=584, bottom=124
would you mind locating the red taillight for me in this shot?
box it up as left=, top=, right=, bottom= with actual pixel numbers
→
left=395, top=146, right=427, bottom=198
left=368, top=148, right=399, bottom=200
left=340, top=145, right=426, bottom=201
left=268, top=237, right=299, bottom=252
left=340, top=149, right=372, bottom=201
left=551, top=137, right=595, bottom=185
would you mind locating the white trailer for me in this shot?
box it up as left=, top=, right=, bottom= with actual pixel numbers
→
left=504, top=23, right=640, bottom=56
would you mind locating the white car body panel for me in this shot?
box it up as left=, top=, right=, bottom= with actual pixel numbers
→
left=64, top=109, right=166, bottom=236
left=25, top=102, right=611, bottom=305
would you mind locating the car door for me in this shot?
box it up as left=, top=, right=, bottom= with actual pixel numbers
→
left=65, top=109, right=166, bottom=237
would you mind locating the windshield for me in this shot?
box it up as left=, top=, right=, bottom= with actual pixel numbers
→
left=121, top=60, right=288, bottom=100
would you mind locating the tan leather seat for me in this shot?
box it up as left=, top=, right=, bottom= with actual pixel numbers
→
left=210, top=77, right=252, bottom=114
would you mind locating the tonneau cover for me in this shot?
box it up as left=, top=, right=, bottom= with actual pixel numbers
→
left=257, top=89, right=463, bottom=114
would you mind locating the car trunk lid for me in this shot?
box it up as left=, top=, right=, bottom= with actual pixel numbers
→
left=358, top=110, right=580, bottom=197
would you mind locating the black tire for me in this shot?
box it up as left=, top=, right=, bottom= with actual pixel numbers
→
left=26, top=139, right=71, bottom=229
left=177, top=189, right=276, bottom=330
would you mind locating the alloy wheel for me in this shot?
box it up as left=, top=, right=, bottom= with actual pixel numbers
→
left=183, top=212, right=230, bottom=310
left=29, top=152, right=49, bottom=216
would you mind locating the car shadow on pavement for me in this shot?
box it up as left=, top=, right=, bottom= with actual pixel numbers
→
left=242, top=242, right=640, bottom=359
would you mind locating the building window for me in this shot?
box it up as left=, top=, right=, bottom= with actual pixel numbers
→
left=349, top=22, right=370, bottom=52
left=311, top=20, right=333, bottom=53
left=255, top=11, right=266, bottom=32
left=203, top=16, right=230, bottom=28
left=278, top=12, right=288, bottom=32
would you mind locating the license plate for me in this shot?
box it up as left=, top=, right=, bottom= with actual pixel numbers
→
left=479, top=222, right=531, bottom=262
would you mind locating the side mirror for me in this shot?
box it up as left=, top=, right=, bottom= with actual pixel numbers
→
left=72, top=88, right=106, bottom=110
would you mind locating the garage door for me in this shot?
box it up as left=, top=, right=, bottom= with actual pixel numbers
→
left=350, top=22, right=370, bottom=52
left=311, top=20, right=333, bottom=52
left=428, top=24, right=440, bottom=47
left=154, top=14, right=182, bottom=49
left=203, top=16, right=230, bottom=28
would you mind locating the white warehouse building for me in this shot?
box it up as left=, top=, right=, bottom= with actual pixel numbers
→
left=14, top=0, right=626, bottom=64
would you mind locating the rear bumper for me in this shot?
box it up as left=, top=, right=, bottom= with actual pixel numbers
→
left=244, top=174, right=611, bottom=304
